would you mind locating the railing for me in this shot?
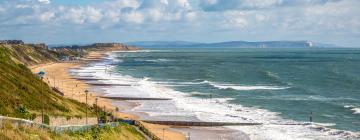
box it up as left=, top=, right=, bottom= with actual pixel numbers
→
left=0, top=116, right=116, bottom=133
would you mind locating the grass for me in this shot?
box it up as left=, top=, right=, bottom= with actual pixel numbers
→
left=0, top=120, right=146, bottom=140
left=0, top=45, right=95, bottom=119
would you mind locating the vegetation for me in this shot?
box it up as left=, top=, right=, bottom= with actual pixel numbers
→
left=0, top=120, right=145, bottom=140
left=1, top=44, right=59, bottom=65
left=0, top=45, right=95, bottom=119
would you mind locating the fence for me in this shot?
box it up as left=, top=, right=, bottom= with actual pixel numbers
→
left=0, top=116, right=115, bottom=133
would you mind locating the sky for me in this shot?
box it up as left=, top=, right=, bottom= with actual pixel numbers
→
left=0, top=0, right=359, bottom=47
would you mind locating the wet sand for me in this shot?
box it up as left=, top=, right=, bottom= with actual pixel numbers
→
left=173, top=127, right=250, bottom=140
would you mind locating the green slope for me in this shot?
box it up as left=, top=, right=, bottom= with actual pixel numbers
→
left=0, top=45, right=94, bottom=119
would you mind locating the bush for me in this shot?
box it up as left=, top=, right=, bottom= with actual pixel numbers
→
left=15, top=105, right=33, bottom=119
left=29, top=113, right=37, bottom=120
left=66, top=116, right=72, bottom=120
left=44, top=114, right=50, bottom=125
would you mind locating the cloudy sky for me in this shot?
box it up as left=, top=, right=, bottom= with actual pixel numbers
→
left=0, top=0, right=359, bottom=47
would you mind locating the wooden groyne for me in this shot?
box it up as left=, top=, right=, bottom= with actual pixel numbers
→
left=72, top=76, right=94, bottom=78
left=71, top=78, right=113, bottom=81
left=72, top=71, right=97, bottom=73
left=88, top=83, right=133, bottom=86
left=100, top=96, right=172, bottom=101
left=141, top=120, right=262, bottom=127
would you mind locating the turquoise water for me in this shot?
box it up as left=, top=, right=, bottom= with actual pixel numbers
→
left=113, top=48, right=360, bottom=132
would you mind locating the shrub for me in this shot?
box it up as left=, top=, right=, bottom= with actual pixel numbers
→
left=44, top=114, right=50, bottom=125
left=29, top=113, right=37, bottom=120
left=66, top=116, right=72, bottom=120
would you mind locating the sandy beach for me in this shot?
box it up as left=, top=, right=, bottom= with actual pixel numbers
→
left=30, top=51, right=186, bottom=140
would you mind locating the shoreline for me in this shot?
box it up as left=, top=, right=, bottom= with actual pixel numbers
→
left=31, top=51, right=186, bottom=140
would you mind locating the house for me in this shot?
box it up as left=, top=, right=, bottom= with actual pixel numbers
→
left=0, top=40, right=24, bottom=45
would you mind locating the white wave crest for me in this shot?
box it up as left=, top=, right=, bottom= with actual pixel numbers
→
left=344, top=105, right=360, bottom=115
left=351, top=108, right=360, bottom=114
left=144, top=59, right=174, bottom=62
left=204, top=81, right=289, bottom=90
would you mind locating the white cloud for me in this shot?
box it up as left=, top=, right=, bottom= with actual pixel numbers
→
left=255, top=14, right=269, bottom=22
left=147, top=9, right=163, bottom=22
left=39, top=11, right=55, bottom=22
left=85, top=7, right=103, bottom=23
left=198, top=0, right=343, bottom=11
left=0, top=0, right=359, bottom=47
left=0, top=6, right=4, bottom=13
left=123, top=11, right=144, bottom=24
left=106, top=0, right=140, bottom=9
left=38, top=0, right=50, bottom=4
left=185, top=11, right=196, bottom=21
left=63, top=8, right=86, bottom=24
left=223, top=11, right=248, bottom=28
left=241, top=0, right=282, bottom=9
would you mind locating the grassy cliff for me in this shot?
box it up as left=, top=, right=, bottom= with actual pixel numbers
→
left=0, top=44, right=94, bottom=119
left=1, top=44, right=59, bottom=65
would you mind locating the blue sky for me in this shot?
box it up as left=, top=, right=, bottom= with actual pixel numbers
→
left=0, top=0, right=359, bottom=47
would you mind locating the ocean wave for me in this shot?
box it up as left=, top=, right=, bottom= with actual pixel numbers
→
left=112, top=50, right=152, bottom=53
left=112, top=50, right=171, bottom=53
left=345, top=105, right=360, bottom=115
left=351, top=108, right=360, bottom=114
left=144, top=59, right=174, bottom=62
left=159, top=79, right=289, bottom=91
left=154, top=79, right=207, bottom=85
left=214, top=84, right=289, bottom=90
left=262, top=95, right=357, bottom=102
left=202, top=80, right=289, bottom=91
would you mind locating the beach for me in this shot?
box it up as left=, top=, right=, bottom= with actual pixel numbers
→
left=30, top=51, right=186, bottom=140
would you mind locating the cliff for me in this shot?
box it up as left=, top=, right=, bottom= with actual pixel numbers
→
left=0, top=44, right=58, bottom=66
left=83, top=43, right=139, bottom=51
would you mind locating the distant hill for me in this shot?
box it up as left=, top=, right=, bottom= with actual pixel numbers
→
left=83, top=43, right=139, bottom=51
left=127, top=40, right=339, bottom=48
left=127, top=41, right=202, bottom=48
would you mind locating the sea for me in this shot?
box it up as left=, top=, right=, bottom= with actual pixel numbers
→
left=73, top=48, right=360, bottom=139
